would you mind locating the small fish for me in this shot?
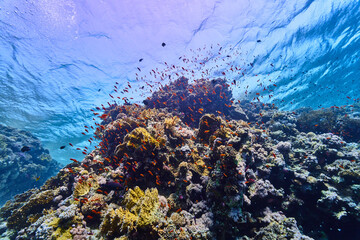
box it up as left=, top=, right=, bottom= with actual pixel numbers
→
left=139, top=58, right=143, bottom=62
left=162, top=42, right=166, bottom=47
left=21, top=146, right=31, bottom=152
left=60, top=146, right=66, bottom=149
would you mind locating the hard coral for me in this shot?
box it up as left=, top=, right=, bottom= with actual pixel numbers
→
left=144, top=77, right=241, bottom=127
left=100, top=186, right=163, bottom=238
left=73, top=176, right=99, bottom=197
left=115, top=127, right=165, bottom=158
left=7, top=189, right=59, bottom=230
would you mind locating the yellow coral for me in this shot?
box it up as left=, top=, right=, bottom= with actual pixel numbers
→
left=115, top=127, right=165, bottom=156
left=74, top=181, right=90, bottom=197
left=164, top=116, right=180, bottom=129
left=46, top=217, right=73, bottom=240
left=170, top=212, right=186, bottom=226
left=124, top=187, right=159, bottom=227
left=73, top=177, right=99, bottom=197
left=47, top=216, right=60, bottom=228
left=51, top=227, right=72, bottom=240
left=101, top=207, right=137, bottom=235
left=81, top=193, right=106, bottom=214
left=190, top=149, right=210, bottom=176
left=140, top=108, right=159, bottom=120
left=115, top=237, right=129, bottom=240
left=27, top=213, right=42, bottom=224
left=123, top=186, right=145, bottom=209
left=100, top=187, right=161, bottom=236
left=126, top=127, right=159, bottom=148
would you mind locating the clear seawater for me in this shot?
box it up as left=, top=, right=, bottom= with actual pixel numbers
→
left=0, top=0, right=359, bottom=165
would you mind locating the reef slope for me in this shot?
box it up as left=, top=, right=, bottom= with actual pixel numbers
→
left=1, top=77, right=359, bottom=240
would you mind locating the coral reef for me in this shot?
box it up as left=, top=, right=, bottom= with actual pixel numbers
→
left=100, top=186, right=162, bottom=238
left=0, top=124, right=61, bottom=205
left=1, top=77, right=359, bottom=240
left=251, top=208, right=314, bottom=240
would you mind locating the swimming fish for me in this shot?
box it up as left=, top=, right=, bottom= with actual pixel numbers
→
left=60, top=146, right=66, bottom=149
left=21, top=146, right=31, bottom=152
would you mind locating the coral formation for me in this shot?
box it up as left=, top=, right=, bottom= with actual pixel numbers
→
left=1, top=77, right=359, bottom=240
left=100, top=186, right=162, bottom=238
left=0, top=124, right=61, bottom=205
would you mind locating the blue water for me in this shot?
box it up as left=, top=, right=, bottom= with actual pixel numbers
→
left=0, top=0, right=359, bottom=164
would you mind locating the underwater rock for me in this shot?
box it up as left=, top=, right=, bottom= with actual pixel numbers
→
left=248, top=179, right=284, bottom=203
left=276, top=141, right=292, bottom=153
left=253, top=208, right=314, bottom=240
left=0, top=124, right=61, bottom=205
left=296, top=108, right=360, bottom=142
left=1, top=77, right=360, bottom=240
left=144, top=77, right=246, bottom=127
left=7, top=189, right=59, bottom=230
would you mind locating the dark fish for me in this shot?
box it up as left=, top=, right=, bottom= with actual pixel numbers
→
left=60, top=146, right=66, bottom=149
left=257, top=40, right=261, bottom=42
left=21, top=146, right=31, bottom=152
left=98, top=89, right=101, bottom=92
left=139, top=58, right=143, bottom=62
left=103, top=181, right=122, bottom=189
left=162, top=42, right=166, bottom=47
